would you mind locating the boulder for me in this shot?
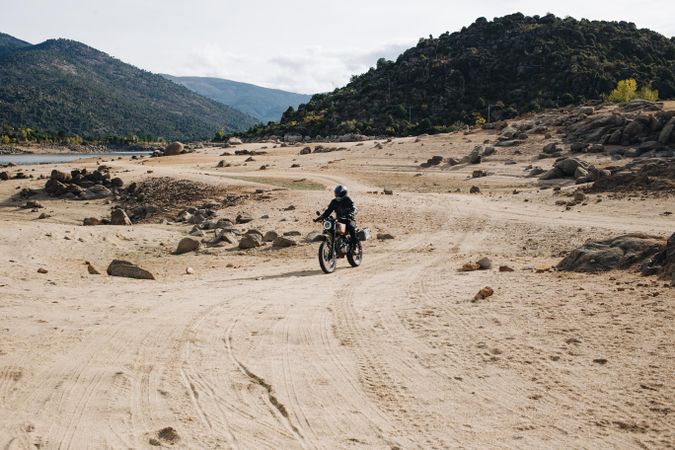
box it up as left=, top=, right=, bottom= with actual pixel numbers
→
left=557, top=234, right=664, bottom=273
left=107, top=260, right=155, bottom=280
left=466, top=147, right=482, bottom=164
left=263, top=230, right=279, bottom=242
left=0, top=172, right=8, bottom=181
left=45, top=178, right=69, bottom=196
left=376, top=233, right=394, bottom=240
left=640, top=233, right=675, bottom=281
left=469, top=185, right=481, bottom=194
left=542, top=143, right=558, bottom=154
left=164, top=142, right=184, bottom=156
left=83, top=217, right=101, bottom=226
left=228, top=137, right=243, bottom=145
left=213, top=228, right=237, bottom=245
left=473, top=287, right=494, bottom=301
left=50, top=169, right=71, bottom=183
left=175, top=237, right=200, bottom=254
left=462, top=262, right=480, bottom=272
left=239, top=233, right=262, bottom=249
left=607, top=130, right=622, bottom=145
left=570, top=143, right=588, bottom=153
left=110, top=209, right=132, bottom=226
left=299, top=147, right=312, bottom=155
left=82, top=185, right=112, bottom=200
left=623, top=120, right=643, bottom=138
left=477, top=257, right=492, bottom=270
left=658, top=117, right=675, bottom=144
left=272, top=236, right=297, bottom=248
left=236, top=214, right=253, bottom=224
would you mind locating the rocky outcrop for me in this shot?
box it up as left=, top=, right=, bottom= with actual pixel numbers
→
left=107, top=260, right=155, bottom=280
left=557, top=234, right=664, bottom=273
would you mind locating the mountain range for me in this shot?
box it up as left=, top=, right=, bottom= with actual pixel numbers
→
left=247, top=13, right=675, bottom=138
left=162, top=75, right=311, bottom=124
left=0, top=32, right=258, bottom=141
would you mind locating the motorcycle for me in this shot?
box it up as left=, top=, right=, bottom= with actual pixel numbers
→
left=314, top=212, right=369, bottom=274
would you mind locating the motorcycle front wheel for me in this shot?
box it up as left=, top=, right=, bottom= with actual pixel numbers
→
left=318, top=241, right=337, bottom=273
left=347, top=240, right=363, bottom=267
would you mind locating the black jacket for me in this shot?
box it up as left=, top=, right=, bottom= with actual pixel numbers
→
left=319, top=195, right=356, bottom=220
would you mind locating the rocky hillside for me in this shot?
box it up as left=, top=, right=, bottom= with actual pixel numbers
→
left=246, top=13, right=675, bottom=138
left=162, top=75, right=312, bottom=124
left=0, top=34, right=258, bottom=141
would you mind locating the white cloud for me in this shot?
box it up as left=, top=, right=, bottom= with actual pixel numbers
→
left=4, top=0, right=675, bottom=94
left=173, top=41, right=413, bottom=94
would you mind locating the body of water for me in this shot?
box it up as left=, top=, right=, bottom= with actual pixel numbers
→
left=0, top=152, right=152, bottom=166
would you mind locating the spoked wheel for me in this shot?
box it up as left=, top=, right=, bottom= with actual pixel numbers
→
left=347, top=240, right=363, bottom=267
left=318, top=241, right=337, bottom=274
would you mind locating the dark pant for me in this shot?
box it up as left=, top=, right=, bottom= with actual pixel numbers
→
left=339, top=218, right=357, bottom=243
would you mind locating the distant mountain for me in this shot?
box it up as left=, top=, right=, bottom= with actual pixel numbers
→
left=247, top=13, right=675, bottom=138
left=0, top=34, right=258, bottom=141
left=0, top=32, right=31, bottom=52
left=162, top=75, right=312, bottom=124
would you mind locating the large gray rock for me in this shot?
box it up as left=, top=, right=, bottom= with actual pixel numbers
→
left=107, top=260, right=155, bottom=280
left=239, top=233, right=262, bottom=249
left=272, top=236, right=297, bottom=248
left=164, top=141, right=184, bottom=156
left=658, top=117, right=675, bottom=144
left=81, top=185, right=112, bottom=200
left=175, top=237, right=200, bottom=254
left=557, top=234, right=664, bottom=273
left=263, top=230, right=279, bottom=242
left=110, top=208, right=132, bottom=226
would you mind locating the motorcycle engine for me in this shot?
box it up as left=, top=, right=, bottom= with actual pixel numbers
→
left=336, top=236, right=350, bottom=256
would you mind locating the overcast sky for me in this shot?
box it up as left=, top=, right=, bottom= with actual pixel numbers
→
left=4, top=1, right=674, bottom=94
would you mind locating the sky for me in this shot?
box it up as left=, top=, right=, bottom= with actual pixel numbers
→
left=4, top=0, right=675, bottom=94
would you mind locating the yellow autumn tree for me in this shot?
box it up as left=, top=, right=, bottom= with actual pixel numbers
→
left=608, top=79, right=659, bottom=103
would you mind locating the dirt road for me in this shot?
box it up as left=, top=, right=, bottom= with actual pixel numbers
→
left=0, top=130, right=673, bottom=449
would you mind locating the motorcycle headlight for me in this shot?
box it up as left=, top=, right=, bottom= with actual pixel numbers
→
left=323, top=221, right=332, bottom=231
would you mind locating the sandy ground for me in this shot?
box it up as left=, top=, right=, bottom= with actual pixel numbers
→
left=0, top=125, right=673, bottom=449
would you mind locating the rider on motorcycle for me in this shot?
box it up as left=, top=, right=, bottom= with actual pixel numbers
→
left=314, top=185, right=358, bottom=246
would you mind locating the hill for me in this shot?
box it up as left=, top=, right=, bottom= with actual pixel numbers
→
left=246, top=13, right=675, bottom=138
left=0, top=32, right=31, bottom=52
left=162, top=75, right=312, bottom=124
left=0, top=35, right=258, bottom=141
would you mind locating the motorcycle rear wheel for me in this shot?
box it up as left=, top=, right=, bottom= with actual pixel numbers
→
left=318, top=241, right=337, bottom=273
left=347, top=241, right=363, bottom=267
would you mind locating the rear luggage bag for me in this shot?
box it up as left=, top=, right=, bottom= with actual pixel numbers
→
left=356, top=228, right=371, bottom=241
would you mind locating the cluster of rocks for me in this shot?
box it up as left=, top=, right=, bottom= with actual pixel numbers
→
left=494, top=119, right=550, bottom=147
left=564, top=102, right=675, bottom=150
left=246, top=133, right=376, bottom=145
left=418, top=145, right=494, bottom=168
left=0, top=170, right=30, bottom=181
left=587, top=157, right=675, bottom=194
left=44, top=167, right=123, bottom=200
left=557, top=233, right=675, bottom=284
left=538, top=157, right=603, bottom=182
left=118, top=178, right=233, bottom=223
left=0, top=146, right=26, bottom=155
left=539, top=154, right=675, bottom=193
left=298, top=145, right=345, bottom=155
